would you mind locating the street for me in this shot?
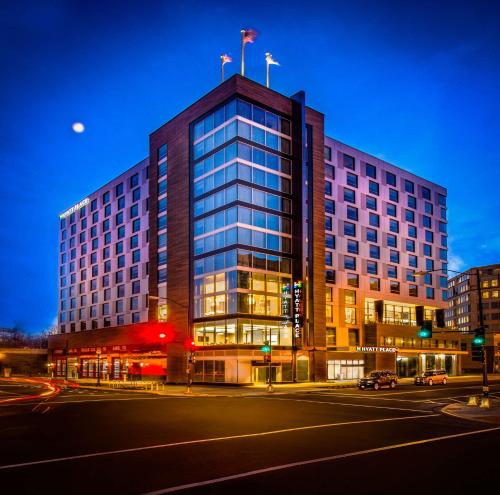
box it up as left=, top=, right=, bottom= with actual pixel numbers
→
left=0, top=379, right=499, bottom=494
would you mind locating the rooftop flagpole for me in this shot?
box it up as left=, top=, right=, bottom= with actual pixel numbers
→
left=240, top=28, right=258, bottom=77
left=221, top=54, right=232, bottom=82
left=265, top=52, right=280, bottom=88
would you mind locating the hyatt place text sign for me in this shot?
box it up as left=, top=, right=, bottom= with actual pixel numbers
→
left=356, top=346, right=397, bottom=353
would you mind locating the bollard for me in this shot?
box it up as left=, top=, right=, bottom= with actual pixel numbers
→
left=467, top=396, right=479, bottom=407
left=480, top=397, right=491, bottom=409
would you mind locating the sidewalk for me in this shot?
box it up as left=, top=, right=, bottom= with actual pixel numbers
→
left=66, top=374, right=500, bottom=397
left=442, top=400, right=500, bottom=425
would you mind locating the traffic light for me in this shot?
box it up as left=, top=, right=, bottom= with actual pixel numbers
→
left=472, top=327, right=485, bottom=345
left=418, top=320, right=433, bottom=339
left=261, top=341, right=271, bottom=353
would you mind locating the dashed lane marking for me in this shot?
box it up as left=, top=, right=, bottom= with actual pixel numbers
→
left=0, top=413, right=440, bottom=471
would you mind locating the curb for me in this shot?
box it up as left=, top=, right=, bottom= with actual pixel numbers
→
left=441, top=403, right=500, bottom=425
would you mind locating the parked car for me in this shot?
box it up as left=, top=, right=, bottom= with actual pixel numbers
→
left=414, top=369, right=448, bottom=386
left=358, top=370, right=398, bottom=390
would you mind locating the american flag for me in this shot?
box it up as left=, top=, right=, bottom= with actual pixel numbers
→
left=221, top=54, right=232, bottom=65
left=242, top=28, right=258, bottom=44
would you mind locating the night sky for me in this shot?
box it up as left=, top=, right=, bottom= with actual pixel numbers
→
left=1, top=0, right=499, bottom=333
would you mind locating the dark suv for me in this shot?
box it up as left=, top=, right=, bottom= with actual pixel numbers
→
left=358, top=370, right=398, bottom=390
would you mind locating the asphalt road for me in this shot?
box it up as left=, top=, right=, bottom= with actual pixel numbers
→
left=0, top=379, right=499, bottom=494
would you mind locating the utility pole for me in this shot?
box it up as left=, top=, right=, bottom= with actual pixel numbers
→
left=96, top=349, right=101, bottom=387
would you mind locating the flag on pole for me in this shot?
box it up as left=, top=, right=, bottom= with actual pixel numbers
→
left=265, top=52, right=280, bottom=88
left=242, top=28, right=258, bottom=44
left=241, top=28, right=258, bottom=76
left=266, top=52, right=280, bottom=66
left=220, top=54, right=232, bottom=82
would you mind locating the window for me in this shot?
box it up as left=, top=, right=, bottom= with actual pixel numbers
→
left=369, top=213, right=379, bottom=227
left=369, top=245, right=380, bottom=259
left=386, top=171, right=396, bottom=186
left=365, top=163, right=376, bottom=179
left=132, top=218, right=141, bottom=233
left=325, top=234, right=335, bottom=249
left=408, top=225, right=417, bottom=238
left=347, top=239, right=359, bottom=254
left=387, top=234, right=397, bottom=248
left=390, top=281, right=400, bottom=294
left=130, top=173, right=139, bottom=188
left=406, top=210, right=415, bottom=223
left=390, top=250, right=399, bottom=264
left=324, top=146, right=332, bottom=161
left=366, top=228, right=377, bottom=243
left=409, top=255, right=418, bottom=268
left=370, top=278, right=380, bottom=291
left=389, top=219, right=399, bottom=233
left=369, top=181, right=379, bottom=196
left=347, top=206, right=358, bottom=221
left=325, top=164, right=334, bottom=179
left=387, top=203, right=397, bottom=217
left=367, top=261, right=378, bottom=275
left=366, top=196, right=377, bottom=210
left=424, top=201, right=433, bottom=215
left=406, top=239, right=415, bottom=252
left=423, top=244, right=432, bottom=257
left=389, top=188, right=399, bottom=202
left=421, top=186, right=431, bottom=200
left=407, top=196, right=417, bottom=209
left=347, top=273, right=359, bottom=287
left=325, top=181, right=332, bottom=196
left=404, top=180, right=414, bottom=194
left=344, top=188, right=356, bottom=203
left=425, top=230, right=434, bottom=243
left=344, top=256, right=356, bottom=270
left=343, top=153, right=355, bottom=170
left=325, top=216, right=332, bottom=231
left=426, top=287, right=435, bottom=299
left=344, top=222, right=356, bottom=237
left=409, top=285, right=418, bottom=297
left=423, top=215, right=432, bottom=228
left=346, top=173, right=358, bottom=188
left=325, top=199, right=335, bottom=214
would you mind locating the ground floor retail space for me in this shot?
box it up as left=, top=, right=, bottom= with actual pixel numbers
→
left=50, top=347, right=464, bottom=384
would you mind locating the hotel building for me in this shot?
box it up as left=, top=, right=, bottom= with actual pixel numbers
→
left=446, top=264, right=500, bottom=374
left=49, top=75, right=462, bottom=383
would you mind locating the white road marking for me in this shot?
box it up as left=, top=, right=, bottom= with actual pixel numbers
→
left=41, top=406, right=50, bottom=414
left=360, top=384, right=500, bottom=397
left=249, top=397, right=434, bottom=414
left=143, top=426, right=500, bottom=494
left=0, top=414, right=439, bottom=471
left=0, top=396, right=190, bottom=407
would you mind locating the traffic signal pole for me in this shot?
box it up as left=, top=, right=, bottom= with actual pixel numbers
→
left=476, top=270, right=489, bottom=403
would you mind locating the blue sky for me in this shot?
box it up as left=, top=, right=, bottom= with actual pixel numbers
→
left=1, top=0, right=499, bottom=332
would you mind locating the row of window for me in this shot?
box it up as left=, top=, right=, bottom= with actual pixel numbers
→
left=194, top=206, right=290, bottom=237
left=60, top=176, right=143, bottom=229
left=194, top=141, right=291, bottom=179
left=193, top=117, right=290, bottom=160
left=324, top=149, right=447, bottom=207
left=194, top=183, right=292, bottom=217
left=194, top=226, right=291, bottom=256
left=193, top=318, right=292, bottom=347
left=195, top=159, right=291, bottom=197
left=60, top=296, right=144, bottom=322
left=193, top=99, right=291, bottom=143
left=195, top=271, right=292, bottom=296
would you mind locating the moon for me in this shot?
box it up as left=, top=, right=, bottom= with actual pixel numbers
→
left=72, top=122, right=85, bottom=133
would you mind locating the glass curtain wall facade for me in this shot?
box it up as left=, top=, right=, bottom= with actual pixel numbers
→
left=191, top=98, right=293, bottom=347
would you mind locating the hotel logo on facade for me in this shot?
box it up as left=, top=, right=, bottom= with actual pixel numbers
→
left=293, top=281, right=303, bottom=340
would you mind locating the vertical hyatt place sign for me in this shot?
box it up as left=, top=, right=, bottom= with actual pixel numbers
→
left=293, top=281, right=303, bottom=343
